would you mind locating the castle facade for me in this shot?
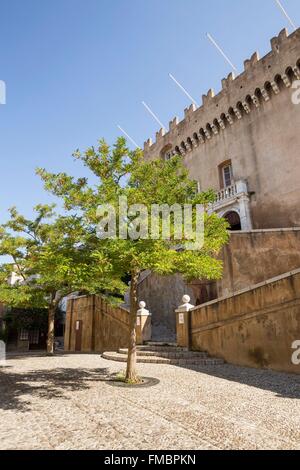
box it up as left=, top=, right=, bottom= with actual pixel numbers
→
left=144, top=28, right=300, bottom=231
left=139, top=28, right=300, bottom=343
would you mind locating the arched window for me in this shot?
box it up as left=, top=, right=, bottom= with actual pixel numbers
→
left=160, top=144, right=173, bottom=161
left=285, top=67, right=294, bottom=82
left=193, top=132, right=200, bottom=144
left=264, top=81, right=273, bottom=95
left=187, top=137, right=193, bottom=149
left=199, top=128, right=206, bottom=141
left=213, top=119, right=221, bottom=131
left=220, top=113, right=227, bottom=127
left=274, top=74, right=284, bottom=91
left=237, top=101, right=244, bottom=115
left=174, top=146, right=181, bottom=156
left=245, top=95, right=253, bottom=109
left=218, top=160, right=233, bottom=189
left=254, top=88, right=263, bottom=103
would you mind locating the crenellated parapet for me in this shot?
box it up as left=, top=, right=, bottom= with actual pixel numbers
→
left=144, top=28, right=300, bottom=159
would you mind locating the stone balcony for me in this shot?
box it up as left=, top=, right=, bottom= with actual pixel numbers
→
left=210, top=180, right=252, bottom=231
left=212, top=180, right=248, bottom=211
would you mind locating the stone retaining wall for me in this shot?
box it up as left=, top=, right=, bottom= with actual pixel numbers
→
left=190, top=269, right=300, bottom=374
left=219, top=228, right=300, bottom=297
left=64, top=295, right=130, bottom=353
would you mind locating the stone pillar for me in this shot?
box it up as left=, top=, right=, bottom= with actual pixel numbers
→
left=236, top=180, right=253, bottom=231
left=175, top=295, right=195, bottom=350
left=136, top=302, right=152, bottom=345
left=238, top=196, right=253, bottom=230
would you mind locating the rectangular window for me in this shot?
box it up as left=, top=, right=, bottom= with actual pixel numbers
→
left=222, top=164, right=232, bottom=188
left=19, top=329, right=29, bottom=341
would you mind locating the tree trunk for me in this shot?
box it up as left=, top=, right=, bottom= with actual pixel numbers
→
left=47, top=296, right=56, bottom=355
left=125, top=270, right=140, bottom=383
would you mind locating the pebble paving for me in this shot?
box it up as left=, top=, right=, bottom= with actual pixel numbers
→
left=0, top=353, right=299, bottom=450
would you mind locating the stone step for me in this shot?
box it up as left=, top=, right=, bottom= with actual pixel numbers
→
left=144, top=341, right=178, bottom=347
left=133, top=345, right=188, bottom=353
left=118, top=348, right=209, bottom=359
left=102, top=351, right=224, bottom=366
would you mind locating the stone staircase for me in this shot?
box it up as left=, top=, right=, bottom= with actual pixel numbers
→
left=102, top=342, right=224, bottom=366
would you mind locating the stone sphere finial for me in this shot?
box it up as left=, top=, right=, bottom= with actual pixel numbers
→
left=139, top=301, right=146, bottom=309
left=182, top=295, right=191, bottom=304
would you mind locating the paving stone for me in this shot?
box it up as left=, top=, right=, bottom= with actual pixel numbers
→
left=0, top=354, right=299, bottom=450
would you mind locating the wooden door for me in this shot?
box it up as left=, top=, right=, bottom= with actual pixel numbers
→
left=75, top=320, right=83, bottom=352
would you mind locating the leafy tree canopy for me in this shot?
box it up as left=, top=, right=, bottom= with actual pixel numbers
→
left=0, top=204, right=126, bottom=353
left=37, top=137, right=229, bottom=380
left=37, top=138, right=229, bottom=283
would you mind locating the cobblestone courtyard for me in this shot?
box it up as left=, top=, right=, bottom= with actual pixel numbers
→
left=0, top=353, right=299, bottom=450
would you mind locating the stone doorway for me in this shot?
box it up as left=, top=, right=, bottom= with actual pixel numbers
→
left=224, top=211, right=242, bottom=231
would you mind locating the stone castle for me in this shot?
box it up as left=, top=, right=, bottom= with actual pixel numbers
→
left=144, top=27, right=300, bottom=230
left=138, top=27, right=300, bottom=345
left=65, top=29, right=300, bottom=374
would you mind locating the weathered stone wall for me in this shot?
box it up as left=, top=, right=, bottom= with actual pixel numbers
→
left=144, top=29, right=300, bottom=229
left=138, top=229, right=300, bottom=340
left=219, top=228, right=300, bottom=297
left=64, top=295, right=130, bottom=353
left=137, top=274, right=216, bottom=341
left=190, top=269, right=300, bottom=374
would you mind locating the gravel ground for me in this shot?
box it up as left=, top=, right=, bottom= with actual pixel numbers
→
left=0, top=353, right=299, bottom=450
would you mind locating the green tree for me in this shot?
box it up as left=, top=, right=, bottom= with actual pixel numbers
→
left=0, top=205, right=125, bottom=354
left=37, top=138, right=229, bottom=381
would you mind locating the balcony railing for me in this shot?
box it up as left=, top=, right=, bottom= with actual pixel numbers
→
left=216, top=183, right=238, bottom=203
left=210, top=180, right=249, bottom=210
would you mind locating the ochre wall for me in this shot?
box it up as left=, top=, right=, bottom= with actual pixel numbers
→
left=219, top=228, right=300, bottom=297
left=137, top=229, right=300, bottom=340
left=64, top=295, right=129, bottom=353
left=190, top=270, right=300, bottom=374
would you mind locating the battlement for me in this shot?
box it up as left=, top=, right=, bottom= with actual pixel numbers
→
left=144, top=28, right=300, bottom=158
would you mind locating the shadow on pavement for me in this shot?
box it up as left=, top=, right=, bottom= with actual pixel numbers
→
left=182, top=363, right=300, bottom=399
left=0, top=367, right=110, bottom=412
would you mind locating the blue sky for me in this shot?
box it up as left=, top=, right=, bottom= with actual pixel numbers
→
left=0, top=0, right=299, bottom=222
